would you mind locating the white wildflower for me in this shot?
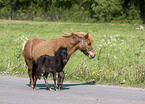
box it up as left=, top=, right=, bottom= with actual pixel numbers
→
left=141, top=50, right=145, bottom=53
left=14, top=38, right=19, bottom=42
left=114, top=56, right=118, bottom=59
left=20, top=36, right=25, bottom=41
left=136, top=25, right=144, bottom=30
left=99, top=45, right=102, bottom=47
left=21, top=35, right=24, bottom=38
left=113, top=43, right=116, bottom=46
left=132, top=36, right=135, bottom=38
left=101, top=39, right=105, bottom=42
left=25, top=37, right=28, bottom=40
left=140, top=25, right=144, bottom=30
left=116, top=34, right=120, bottom=37
left=104, top=42, right=107, bottom=46
left=112, top=38, right=116, bottom=42
left=110, top=36, right=113, bottom=38
left=107, top=40, right=110, bottom=44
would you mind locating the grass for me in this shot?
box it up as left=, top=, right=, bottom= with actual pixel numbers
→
left=0, top=20, right=145, bottom=88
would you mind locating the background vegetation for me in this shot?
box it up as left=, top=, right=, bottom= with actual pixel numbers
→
left=0, top=20, right=145, bottom=88
left=0, top=0, right=145, bottom=23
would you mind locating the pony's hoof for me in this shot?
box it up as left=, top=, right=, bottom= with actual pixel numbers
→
left=58, top=85, right=63, bottom=90
left=49, top=88, right=52, bottom=91
left=33, top=87, right=36, bottom=90
left=31, top=84, right=34, bottom=88
left=54, top=87, right=58, bottom=91
left=32, top=85, right=36, bottom=90
left=46, top=87, right=51, bottom=91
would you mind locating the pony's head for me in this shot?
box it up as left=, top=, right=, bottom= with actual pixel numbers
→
left=55, top=47, right=68, bottom=64
left=63, top=31, right=96, bottom=59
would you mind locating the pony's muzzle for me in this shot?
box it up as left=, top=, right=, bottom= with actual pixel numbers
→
left=89, top=54, right=96, bottom=59
left=63, top=59, right=67, bottom=64
left=88, top=51, right=96, bottom=59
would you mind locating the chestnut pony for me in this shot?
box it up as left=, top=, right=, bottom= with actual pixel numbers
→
left=22, top=31, right=96, bottom=87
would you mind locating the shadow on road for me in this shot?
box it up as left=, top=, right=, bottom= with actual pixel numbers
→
left=26, top=81, right=95, bottom=90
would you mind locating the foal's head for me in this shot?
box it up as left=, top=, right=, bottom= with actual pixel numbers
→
left=55, top=47, right=68, bottom=64
left=63, top=32, right=96, bottom=59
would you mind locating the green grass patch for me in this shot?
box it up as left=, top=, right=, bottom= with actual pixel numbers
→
left=0, top=20, right=145, bottom=88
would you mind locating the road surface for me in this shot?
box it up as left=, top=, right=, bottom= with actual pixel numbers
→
left=0, top=76, right=145, bottom=104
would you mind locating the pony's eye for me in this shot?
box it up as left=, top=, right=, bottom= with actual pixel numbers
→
left=88, top=43, right=91, bottom=45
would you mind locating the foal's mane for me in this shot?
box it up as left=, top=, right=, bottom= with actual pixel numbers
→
left=54, top=47, right=67, bottom=56
left=62, top=31, right=93, bottom=44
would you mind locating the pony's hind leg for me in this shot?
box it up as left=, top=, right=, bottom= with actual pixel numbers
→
left=26, top=58, right=34, bottom=88
left=43, top=72, right=51, bottom=90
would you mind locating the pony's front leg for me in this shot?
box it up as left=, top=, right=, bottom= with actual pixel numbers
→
left=43, top=72, right=51, bottom=90
left=53, top=72, right=57, bottom=91
left=58, top=71, right=64, bottom=90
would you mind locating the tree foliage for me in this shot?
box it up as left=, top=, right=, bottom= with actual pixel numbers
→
left=0, top=0, right=144, bottom=23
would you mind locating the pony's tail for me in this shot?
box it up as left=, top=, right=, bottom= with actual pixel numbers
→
left=22, top=40, right=27, bottom=56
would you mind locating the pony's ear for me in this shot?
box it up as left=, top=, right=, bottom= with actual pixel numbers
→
left=62, top=47, right=67, bottom=51
left=60, top=46, right=67, bottom=51
left=62, top=32, right=73, bottom=37
left=72, top=32, right=82, bottom=38
left=84, top=33, right=89, bottom=39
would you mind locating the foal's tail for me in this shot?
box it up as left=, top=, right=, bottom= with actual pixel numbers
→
left=35, top=62, right=43, bottom=79
left=32, top=60, right=41, bottom=80
left=36, top=68, right=42, bottom=79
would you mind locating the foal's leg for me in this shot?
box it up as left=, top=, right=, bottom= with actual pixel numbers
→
left=43, top=72, right=51, bottom=90
left=32, top=73, right=35, bottom=90
left=58, top=71, right=64, bottom=89
left=33, top=77, right=37, bottom=90
left=53, top=72, right=57, bottom=91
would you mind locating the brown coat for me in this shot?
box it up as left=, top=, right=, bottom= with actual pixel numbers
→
left=32, top=36, right=81, bottom=62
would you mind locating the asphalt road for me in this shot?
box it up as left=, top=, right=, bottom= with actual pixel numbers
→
left=0, top=76, right=145, bottom=104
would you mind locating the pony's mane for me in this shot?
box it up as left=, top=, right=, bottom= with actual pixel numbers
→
left=62, top=31, right=93, bottom=43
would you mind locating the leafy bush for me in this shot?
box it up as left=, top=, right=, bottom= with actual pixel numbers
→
left=92, top=0, right=141, bottom=23
left=0, top=0, right=144, bottom=23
